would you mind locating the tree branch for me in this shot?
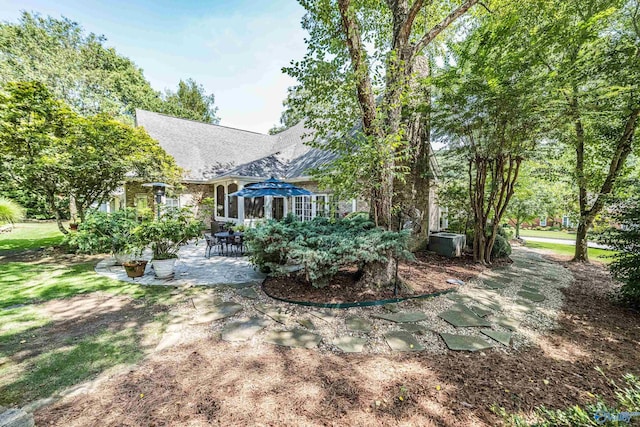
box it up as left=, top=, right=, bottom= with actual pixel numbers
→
left=413, top=0, right=478, bottom=55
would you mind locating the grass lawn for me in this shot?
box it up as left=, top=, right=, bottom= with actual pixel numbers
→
left=517, top=228, right=576, bottom=240
left=524, top=240, right=616, bottom=264
left=0, top=222, right=65, bottom=253
left=0, top=221, right=174, bottom=406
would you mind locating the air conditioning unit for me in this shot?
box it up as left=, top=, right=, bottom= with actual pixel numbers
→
left=428, top=232, right=466, bottom=257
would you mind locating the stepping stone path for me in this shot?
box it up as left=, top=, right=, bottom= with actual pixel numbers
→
left=222, top=317, right=268, bottom=342
left=255, top=304, right=288, bottom=324
left=372, top=312, right=428, bottom=323
left=482, top=279, right=506, bottom=290
left=345, top=316, right=373, bottom=333
left=468, top=305, right=492, bottom=318
left=264, top=328, right=322, bottom=349
left=440, top=333, right=494, bottom=352
left=310, top=309, right=339, bottom=323
left=236, top=287, right=258, bottom=299
left=384, top=331, right=425, bottom=352
left=333, top=336, right=367, bottom=353
left=191, top=302, right=243, bottom=324
left=481, top=329, right=512, bottom=346
left=297, top=318, right=316, bottom=330
left=438, top=304, right=491, bottom=327
left=517, top=290, right=546, bottom=302
left=494, top=315, right=520, bottom=331
left=400, top=323, right=429, bottom=335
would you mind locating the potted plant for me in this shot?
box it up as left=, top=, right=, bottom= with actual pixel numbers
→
left=133, top=208, right=203, bottom=279
left=71, top=208, right=140, bottom=265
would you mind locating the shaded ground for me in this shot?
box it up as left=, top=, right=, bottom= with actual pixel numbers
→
left=33, top=252, right=640, bottom=426
left=264, top=252, right=494, bottom=304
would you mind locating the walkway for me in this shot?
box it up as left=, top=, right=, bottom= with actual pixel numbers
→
left=522, top=236, right=611, bottom=249
left=95, top=240, right=265, bottom=287
left=136, top=246, right=573, bottom=354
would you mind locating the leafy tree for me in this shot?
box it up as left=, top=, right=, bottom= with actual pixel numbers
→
left=516, top=0, right=640, bottom=261
left=269, top=86, right=308, bottom=134
left=159, top=78, right=220, bottom=124
left=286, top=0, right=478, bottom=282
left=431, top=8, right=547, bottom=263
left=0, top=81, right=180, bottom=233
left=0, top=12, right=160, bottom=118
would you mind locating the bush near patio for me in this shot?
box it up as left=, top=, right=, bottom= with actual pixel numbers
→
left=595, top=199, right=640, bottom=308
left=132, top=208, right=203, bottom=260
left=245, top=215, right=413, bottom=288
left=65, top=208, right=141, bottom=255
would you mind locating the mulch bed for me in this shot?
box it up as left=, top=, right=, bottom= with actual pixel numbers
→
left=262, top=252, right=501, bottom=304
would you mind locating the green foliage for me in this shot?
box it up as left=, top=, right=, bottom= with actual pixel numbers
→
left=496, top=373, right=640, bottom=426
left=0, top=12, right=161, bottom=118
left=244, top=216, right=413, bottom=288
left=159, top=78, right=220, bottom=124
left=133, top=208, right=203, bottom=260
left=0, top=81, right=181, bottom=228
left=491, top=235, right=512, bottom=259
left=0, top=197, right=24, bottom=225
left=595, top=199, right=640, bottom=307
left=66, top=208, right=139, bottom=255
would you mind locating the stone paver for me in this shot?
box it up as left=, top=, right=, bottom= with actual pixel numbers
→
left=482, top=279, right=506, bottom=290
left=372, top=312, right=428, bottom=323
left=333, top=336, right=367, bottom=353
left=517, top=290, right=546, bottom=302
left=0, top=408, right=34, bottom=427
left=255, top=304, right=288, bottom=324
left=468, top=305, right=492, bottom=318
left=297, top=318, right=316, bottom=330
left=440, top=333, right=494, bottom=352
left=521, top=285, right=539, bottom=293
left=399, top=323, right=429, bottom=335
left=384, top=331, right=425, bottom=352
left=438, top=304, right=491, bottom=327
left=222, top=317, right=268, bottom=342
left=383, top=304, right=400, bottom=313
left=345, top=316, right=373, bottom=333
left=236, top=287, right=259, bottom=299
left=264, top=328, right=322, bottom=349
left=310, top=309, right=339, bottom=323
left=481, top=329, right=512, bottom=346
left=494, top=315, right=520, bottom=331
left=94, top=241, right=266, bottom=287
left=191, top=302, right=243, bottom=324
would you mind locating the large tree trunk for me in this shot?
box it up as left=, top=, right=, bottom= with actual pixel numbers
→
left=46, top=191, right=68, bottom=235
left=574, top=220, right=591, bottom=262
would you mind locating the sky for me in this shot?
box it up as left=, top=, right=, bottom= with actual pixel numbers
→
left=0, top=0, right=308, bottom=133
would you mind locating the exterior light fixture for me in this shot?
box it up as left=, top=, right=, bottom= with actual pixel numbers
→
left=142, top=182, right=172, bottom=218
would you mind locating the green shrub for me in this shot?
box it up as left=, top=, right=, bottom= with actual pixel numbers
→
left=495, top=372, right=640, bottom=426
left=595, top=199, right=640, bottom=308
left=0, top=196, right=25, bottom=225
left=66, top=208, right=139, bottom=254
left=491, top=235, right=512, bottom=259
left=133, top=208, right=203, bottom=260
left=244, top=216, right=413, bottom=287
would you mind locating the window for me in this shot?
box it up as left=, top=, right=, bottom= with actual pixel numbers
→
left=539, top=216, right=547, bottom=227
left=165, top=197, right=180, bottom=209
left=295, top=196, right=312, bottom=221
left=314, top=195, right=327, bottom=217
left=135, top=194, right=148, bottom=214
left=245, top=197, right=264, bottom=219
left=228, top=183, right=238, bottom=218
left=216, top=185, right=225, bottom=217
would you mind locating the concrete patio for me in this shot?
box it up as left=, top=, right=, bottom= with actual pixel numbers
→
left=94, top=239, right=265, bottom=287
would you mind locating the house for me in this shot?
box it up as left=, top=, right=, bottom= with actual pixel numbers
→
left=113, top=109, right=442, bottom=230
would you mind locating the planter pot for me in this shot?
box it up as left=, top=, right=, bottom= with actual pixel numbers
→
left=123, top=260, right=148, bottom=278
left=69, top=223, right=79, bottom=231
left=152, top=258, right=177, bottom=279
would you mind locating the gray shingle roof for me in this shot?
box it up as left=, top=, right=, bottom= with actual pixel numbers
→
left=135, top=109, right=325, bottom=181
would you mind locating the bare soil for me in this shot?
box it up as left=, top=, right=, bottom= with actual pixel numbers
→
left=263, top=252, right=499, bottom=304
left=33, top=253, right=640, bottom=426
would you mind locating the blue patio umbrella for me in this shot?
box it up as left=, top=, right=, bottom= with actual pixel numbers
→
left=228, top=177, right=312, bottom=198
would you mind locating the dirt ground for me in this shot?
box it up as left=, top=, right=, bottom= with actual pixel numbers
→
left=263, top=253, right=494, bottom=304
left=34, top=253, right=640, bottom=426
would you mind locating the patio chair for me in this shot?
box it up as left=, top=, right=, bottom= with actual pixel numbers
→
left=229, top=235, right=244, bottom=256
left=204, top=233, right=225, bottom=258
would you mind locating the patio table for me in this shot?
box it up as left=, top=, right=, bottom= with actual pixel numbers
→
left=214, top=231, right=245, bottom=256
